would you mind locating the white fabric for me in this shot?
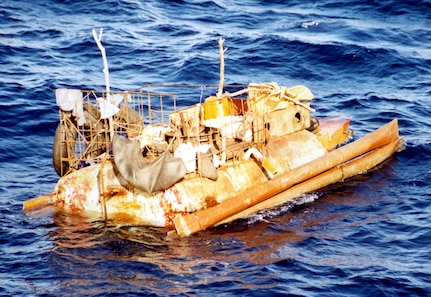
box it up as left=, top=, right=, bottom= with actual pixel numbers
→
left=97, top=94, right=123, bottom=119
left=55, top=89, right=85, bottom=126
left=97, top=99, right=120, bottom=119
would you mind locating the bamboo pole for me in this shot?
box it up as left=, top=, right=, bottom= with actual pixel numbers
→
left=173, top=119, right=399, bottom=236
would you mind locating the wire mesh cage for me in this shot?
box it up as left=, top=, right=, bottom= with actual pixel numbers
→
left=52, top=83, right=312, bottom=177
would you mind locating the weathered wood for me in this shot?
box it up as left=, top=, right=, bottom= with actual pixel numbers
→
left=173, top=119, right=399, bottom=236
left=216, top=38, right=226, bottom=98
left=22, top=193, right=56, bottom=212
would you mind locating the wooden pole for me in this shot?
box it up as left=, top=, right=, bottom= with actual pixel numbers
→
left=22, top=193, right=56, bottom=212
left=216, top=38, right=227, bottom=163
left=216, top=38, right=226, bottom=98
left=92, top=28, right=114, bottom=140
left=173, top=119, right=399, bottom=236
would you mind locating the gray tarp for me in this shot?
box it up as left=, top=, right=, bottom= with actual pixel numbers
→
left=112, top=135, right=187, bottom=193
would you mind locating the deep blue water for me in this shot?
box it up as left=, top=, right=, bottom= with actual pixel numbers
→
left=1, top=0, right=431, bottom=296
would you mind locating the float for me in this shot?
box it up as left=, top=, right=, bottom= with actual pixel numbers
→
left=23, top=33, right=403, bottom=236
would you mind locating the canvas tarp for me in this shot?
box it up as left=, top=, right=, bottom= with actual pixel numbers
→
left=112, top=135, right=187, bottom=193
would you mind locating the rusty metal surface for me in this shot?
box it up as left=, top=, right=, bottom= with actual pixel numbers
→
left=48, top=122, right=347, bottom=227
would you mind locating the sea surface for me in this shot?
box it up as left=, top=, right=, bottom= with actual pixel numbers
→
left=1, top=1, right=431, bottom=296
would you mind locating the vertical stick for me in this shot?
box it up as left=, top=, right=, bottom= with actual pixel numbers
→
left=98, top=155, right=108, bottom=221
left=216, top=38, right=227, bottom=162
left=92, top=28, right=114, bottom=139
left=216, top=38, right=226, bottom=98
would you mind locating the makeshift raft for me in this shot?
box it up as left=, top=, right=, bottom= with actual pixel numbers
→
left=23, top=82, right=403, bottom=236
left=23, top=37, right=403, bottom=236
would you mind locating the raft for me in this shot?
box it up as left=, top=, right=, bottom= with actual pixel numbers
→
left=23, top=38, right=403, bottom=236
left=23, top=82, right=403, bottom=235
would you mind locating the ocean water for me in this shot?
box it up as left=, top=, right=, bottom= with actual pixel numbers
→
left=1, top=0, right=431, bottom=296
